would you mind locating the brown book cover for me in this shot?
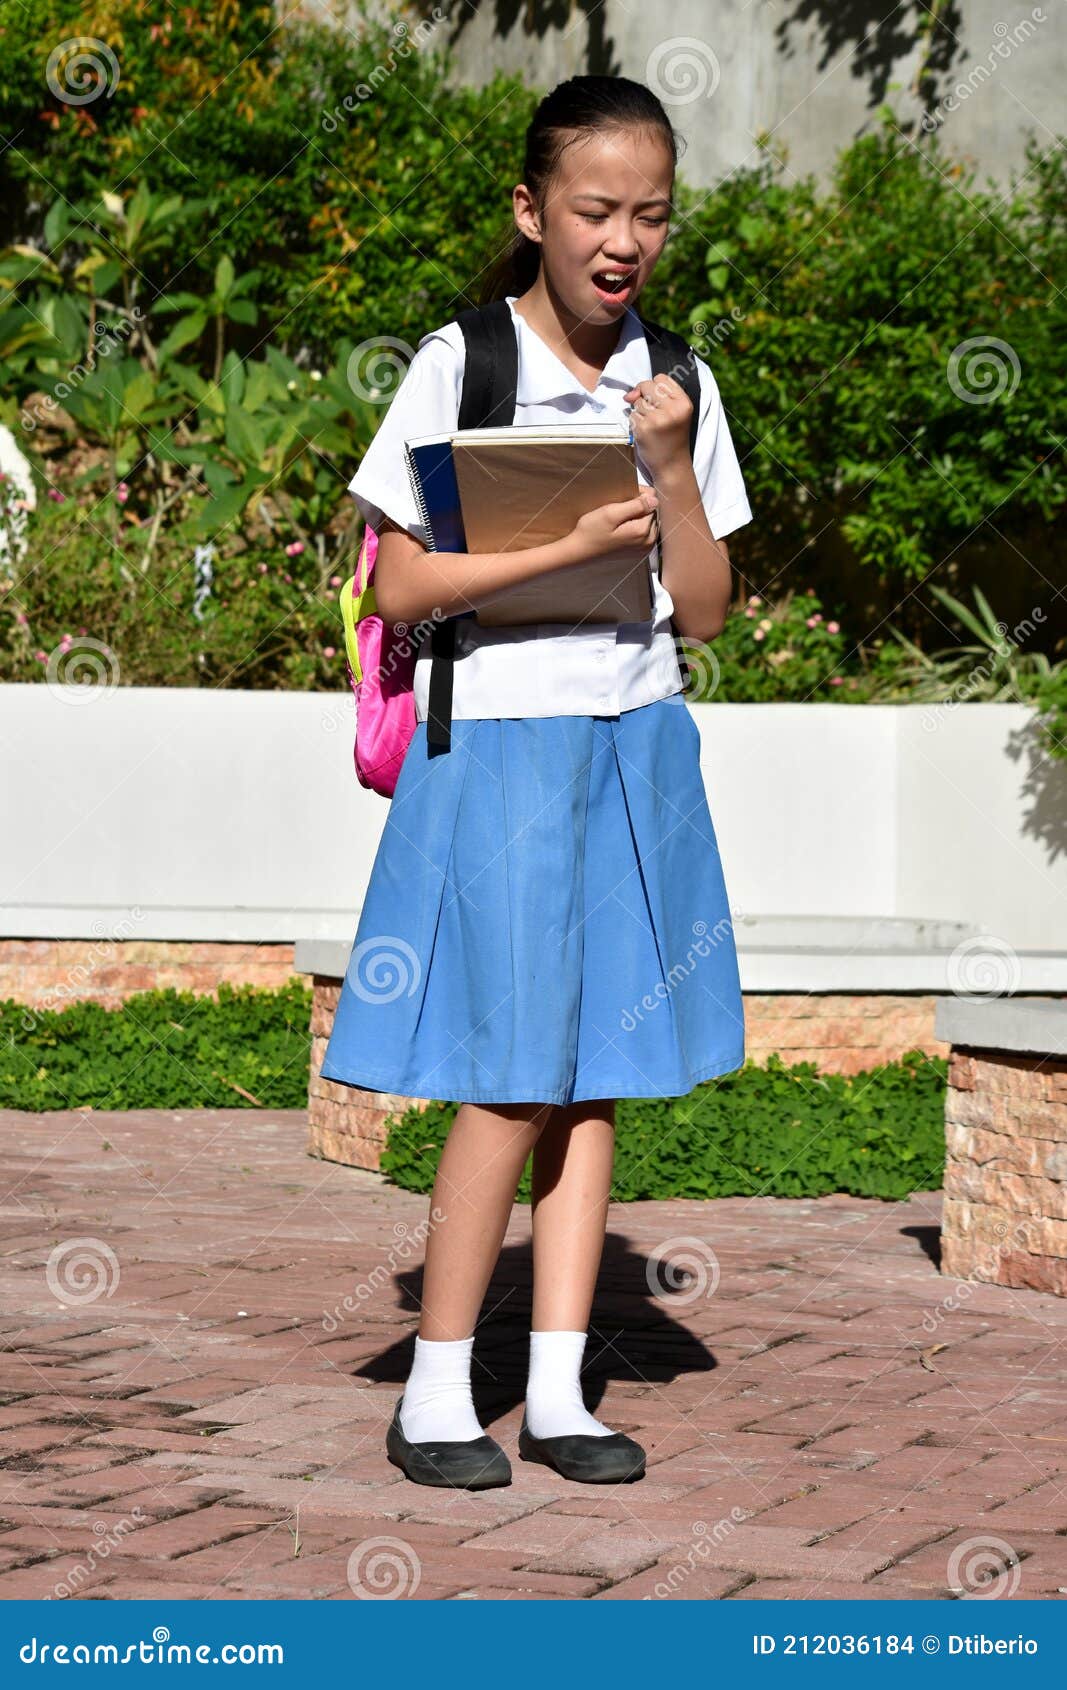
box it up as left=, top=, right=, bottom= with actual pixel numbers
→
left=451, top=425, right=654, bottom=628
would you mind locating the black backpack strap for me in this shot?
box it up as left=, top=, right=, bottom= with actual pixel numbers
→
left=426, top=301, right=518, bottom=753
left=640, top=316, right=700, bottom=458
left=638, top=315, right=702, bottom=693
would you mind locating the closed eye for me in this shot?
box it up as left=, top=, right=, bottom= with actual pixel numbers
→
left=580, top=213, right=668, bottom=227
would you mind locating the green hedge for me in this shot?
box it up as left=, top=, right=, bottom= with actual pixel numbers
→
left=381, top=1051, right=948, bottom=1203
left=1, top=3, right=1063, bottom=648
left=0, top=980, right=313, bottom=1111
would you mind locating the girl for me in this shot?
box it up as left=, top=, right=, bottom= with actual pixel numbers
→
left=322, top=75, right=751, bottom=1489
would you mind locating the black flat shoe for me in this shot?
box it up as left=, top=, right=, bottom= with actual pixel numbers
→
left=518, top=1414, right=645, bottom=1484
left=385, top=1397, right=512, bottom=1489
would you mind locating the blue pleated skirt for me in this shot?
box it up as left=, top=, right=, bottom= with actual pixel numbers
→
left=320, top=691, right=745, bottom=1105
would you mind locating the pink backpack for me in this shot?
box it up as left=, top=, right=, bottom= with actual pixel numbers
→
left=339, top=525, right=417, bottom=797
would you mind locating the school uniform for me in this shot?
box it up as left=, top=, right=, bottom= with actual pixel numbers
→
left=320, top=295, right=752, bottom=1106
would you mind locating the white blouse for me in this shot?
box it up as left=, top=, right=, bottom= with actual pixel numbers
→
left=347, top=294, right=753, bottom=721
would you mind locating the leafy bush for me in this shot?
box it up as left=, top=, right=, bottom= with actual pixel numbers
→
left=0, top=6, right=1062, bottom=705
left=875, top=583, right=1058, bottom=703
left=0, top=980, right=312, bottom=1110
left=689, top=586, right=907, bottom=703
left=1, top=500, right=347, bottom=688
left=673, top=126, right=1066, bottom=599
left=380, top=1051, right=948, bottom=1204
left=0, top=4, right=532, bottom=359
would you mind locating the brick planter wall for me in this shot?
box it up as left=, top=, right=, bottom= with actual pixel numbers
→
left=0, top=938, right=297, bottom=1009
left=307, top=976, right=430, bottom=1170
left=942, top=1046, right=1067, bottom=1296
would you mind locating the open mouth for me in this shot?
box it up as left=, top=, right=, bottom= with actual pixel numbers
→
left=592, top=269, right=635, bottom=300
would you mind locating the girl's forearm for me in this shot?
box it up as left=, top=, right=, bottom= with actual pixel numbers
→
left=655, top=460, right=733, bottom=643
left=378, top=534, right=579, bottom=624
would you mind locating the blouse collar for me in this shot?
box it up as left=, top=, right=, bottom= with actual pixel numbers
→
left=504, top=294, right=648, bottom=405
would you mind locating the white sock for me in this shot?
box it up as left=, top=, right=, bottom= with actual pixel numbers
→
left=524, top=1329, right=613, bottom=1439
left=399, top=1335, right=484, bottom=1442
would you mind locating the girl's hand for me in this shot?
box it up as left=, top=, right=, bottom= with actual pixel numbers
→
left=558, top=488, right=659, bottom=569
left=624, top=374, right=693, bottom=476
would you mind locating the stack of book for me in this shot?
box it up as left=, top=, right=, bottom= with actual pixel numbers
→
left=403, top=421, right=654, bottom=627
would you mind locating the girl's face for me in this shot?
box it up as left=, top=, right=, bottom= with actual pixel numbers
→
left=514, top=125, right=674, bottom=322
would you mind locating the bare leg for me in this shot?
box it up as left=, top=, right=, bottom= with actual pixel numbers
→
left=530, top=1098, right=616, bottom=1331
left=522, top=1098, right=617, bottom=1439
left=417, top=1099, right=554, bottom=1341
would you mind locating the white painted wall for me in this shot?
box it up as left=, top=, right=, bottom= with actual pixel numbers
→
left=1, top=688, right=1063, bottom=969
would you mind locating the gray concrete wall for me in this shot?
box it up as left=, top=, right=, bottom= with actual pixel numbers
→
left=304, top=0, right=1062, bottom=190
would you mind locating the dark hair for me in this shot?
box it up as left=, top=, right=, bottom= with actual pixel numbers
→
left=479, top=75, right=681, bottom=305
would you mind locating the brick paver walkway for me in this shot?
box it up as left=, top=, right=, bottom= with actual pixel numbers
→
left=2, top=1107, right=1066, bottom=1601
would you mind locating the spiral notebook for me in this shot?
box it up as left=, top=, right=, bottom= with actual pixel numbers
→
left=403, top=421, right=654, bottom=627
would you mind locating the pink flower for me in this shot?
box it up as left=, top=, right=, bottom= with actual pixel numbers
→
left=811, top=612, right=823, bottom=623
left=830, top=675, right=844, bottom=686
left=284, top=573, right=292, bottom=583
left=827, top=620, right=840, bottom=634
left=806, top=616, right=817, bottom=627
left=285, top=541, right=305, bottom=557
left=258, top=562, right=268, bottom=573
left=754, top=628, right=765, bottom=642
left=324, top=645, right=336, bottom=658
left=16, top=613, right=28, bottom=625
left=78, top=626, right=87, bottom=635
left=747, top=594, right=761, bottom=607
left=744, top=607, right=756, bottom=618
left=34, top=650, right=46, bottom=662
left=330, top=575, right=342, bottom=587
left=115, top=482, right=129, bottom=504
left=47, top=488, right=65, bottom=503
